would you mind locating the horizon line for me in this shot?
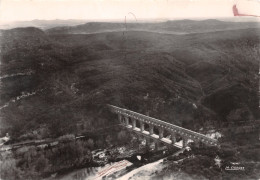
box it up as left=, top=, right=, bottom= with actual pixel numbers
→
left=1, top=16, right=260, bottom=24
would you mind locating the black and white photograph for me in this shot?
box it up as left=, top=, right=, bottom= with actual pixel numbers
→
left=0, top=0, right=260, bottom=179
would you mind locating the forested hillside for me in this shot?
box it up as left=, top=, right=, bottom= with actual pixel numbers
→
left=0, top=20, right=259, bottom=141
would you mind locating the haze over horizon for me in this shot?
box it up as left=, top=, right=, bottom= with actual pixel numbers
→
left=0, top=0, right=260, bottom=24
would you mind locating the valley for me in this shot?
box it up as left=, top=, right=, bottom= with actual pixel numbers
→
left=0, top=19, right=260, bottom=179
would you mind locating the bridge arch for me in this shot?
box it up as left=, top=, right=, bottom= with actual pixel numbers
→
left=109, top=105, right=219, bottom=149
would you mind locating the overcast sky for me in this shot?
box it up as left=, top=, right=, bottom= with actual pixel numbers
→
left=0, top=0, right=259, bottom=23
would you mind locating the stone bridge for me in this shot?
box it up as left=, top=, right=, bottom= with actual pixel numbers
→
left=108, top=105, right=218, bottom=150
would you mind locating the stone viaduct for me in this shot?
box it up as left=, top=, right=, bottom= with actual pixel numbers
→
left=108, top=105, right=218, bottom=150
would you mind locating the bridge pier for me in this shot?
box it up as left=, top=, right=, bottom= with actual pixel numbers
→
left=125, top=116, right=129, bottom=126
left=167, top=144, right=174, bottom=152
left=171, top=132, right=176, bottom=144
left=182, top=137, right=188, bottom=147
left=154, top=141, right=159, bottom=151
left=118, top=114, right=123, bottom=124
left=159, top=127, right=164, bottom=139
left=137, top=134, right=142, bottom=150
left=145, top=137, right=150, bottom=150
left=140, top=122, right=144, bottom=132
left=149, top=124, right=154, bottom=135
left=132, top=133, right=141, bottom=149
left=132, top=119, right=136, bottom=129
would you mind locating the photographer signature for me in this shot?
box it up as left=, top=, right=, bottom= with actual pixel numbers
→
left=225, top=165, right=245, bottom=171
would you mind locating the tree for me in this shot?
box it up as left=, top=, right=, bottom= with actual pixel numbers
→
left=35, top=155, right=49, bottom=172
left=105, top=135, right=112, bottom=146
left=117, top=130, right=128, bottom=144
left=58, top=134, right=75, bottom=142
left=0, top=159, right=23, bottom=180
left=86, top=138, right=94, bottom=149
left=96, top=139, right=104, bottom=148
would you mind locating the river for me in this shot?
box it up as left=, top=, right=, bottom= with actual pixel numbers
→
left=55, top=158, right=165, bottom=180
left=52, top=145, right=185, bottom=180
left=56, top=160, right=133, bottom=180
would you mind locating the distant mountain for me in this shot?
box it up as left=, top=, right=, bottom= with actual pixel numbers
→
left=0, top=19, right=87, bottom=30
left=46, top=19, right=260, bottom=34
